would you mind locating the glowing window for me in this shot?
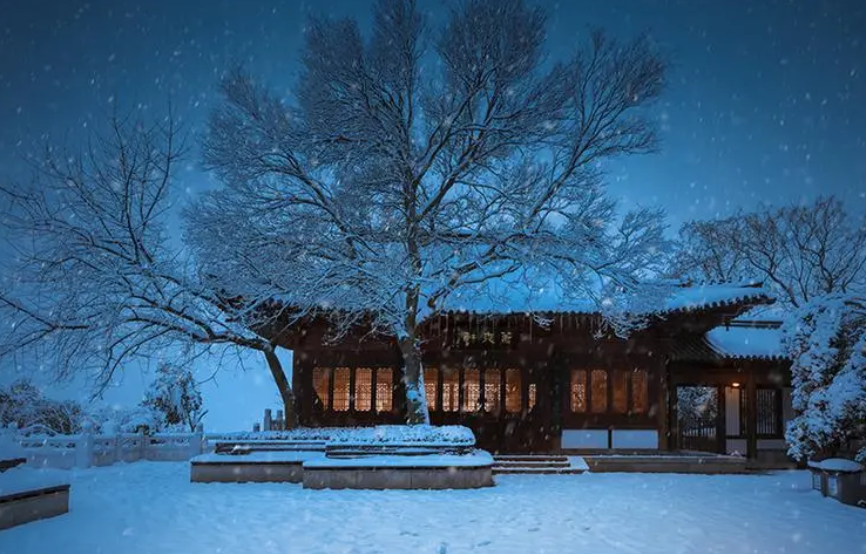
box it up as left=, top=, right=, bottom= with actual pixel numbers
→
left=591, top=369, right=607, bottom=413
left=462, top=368, right=480, bottom=412
left=528, top=383, right=537, bottom=410
left=483, top=369, right=501, bottom=414
left=570, top=369, right=587, bottom=413
left=442, top=370, right=460, bottom=412
left=505, top=369, right=522, bottom=413
left=312, top=367, right=330, bottom=410
left=612, top=370, right=628, bottom=414
left=332, top=367, right=351, bottom=412
left=354, top=367, right=373, bottom=411
left=375, top=368, right=393, bottom=412
left=632, top=370, right=648, bottom=414
left=424, top=368, right=438, bottom=411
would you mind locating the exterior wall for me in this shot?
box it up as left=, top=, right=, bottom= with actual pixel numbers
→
left=290, top=313, right=791, bottom=455
left=612, top=430, right=659, bottom=449
left=295, top=331, right=667, bottom=453
left=562, top=430, right=608, bottom=449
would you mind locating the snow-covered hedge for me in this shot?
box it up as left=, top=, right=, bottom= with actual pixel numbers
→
left=782, top=293, right=866, bottom=462
left=218, top=425, right=476, bottom=446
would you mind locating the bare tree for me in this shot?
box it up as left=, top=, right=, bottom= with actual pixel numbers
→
left=189, top=0, right=670, bottom=424
left=0, top=114, right=299, bottom=427
left=671, top=197, right=866, bottom=307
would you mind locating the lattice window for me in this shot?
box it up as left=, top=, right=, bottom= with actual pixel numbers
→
left=424, top=368, right=438, bottom=411
left=612, top=370, right=628, bottom=414
left=354, top=367, right=373, bottom=412
left=757, top=388, right=781, bottom=436
left=505, top=368, right=522, bottom=413
left=442, top=369, right=460, bottom=412
left=528, top=383, right=537, bottom=410
left=375, top=368, right=393, bottom=412
left=570, top=369, right=587, bottom=413
left=632, top=369, right=648, bottom=414
left=591, top=369, right=608, bottom=413
left=483, top=369, right=501, bottom=414
left=463, top=368, right=480, bottom=412
left=312, top=367, right=330, bottom=410
left=332, top=367, right=351, bottom=412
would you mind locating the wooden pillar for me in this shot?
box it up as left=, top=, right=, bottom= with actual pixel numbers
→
left=715, top=385, right=726, bottom=454
left=661, top=361, right=673, bottom=451
left=746, top=369, right=758, bottom=460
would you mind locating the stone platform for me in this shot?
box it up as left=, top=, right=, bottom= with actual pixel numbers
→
left=581, top=453, right=749, bottom=474
left=0, top=483, right=70, bottom=530
left=190, top=452, right=320, bottom=483
left=302, top=452, right=494, bottom=490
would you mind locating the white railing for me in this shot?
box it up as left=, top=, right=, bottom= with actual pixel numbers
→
left=11, top=427, right=205, bottom=469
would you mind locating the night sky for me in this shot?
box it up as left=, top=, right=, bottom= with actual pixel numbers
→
left=1, top=0, right=865, bottom=231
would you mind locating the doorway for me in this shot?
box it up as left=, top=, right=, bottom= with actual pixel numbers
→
left=676, top=385, right=722, bottom=453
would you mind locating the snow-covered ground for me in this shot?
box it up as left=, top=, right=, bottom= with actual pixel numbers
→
left=1, top=463, right=862, bottom=554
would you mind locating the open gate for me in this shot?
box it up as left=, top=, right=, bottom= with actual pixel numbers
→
left=676, top=386, right=723, bottom=453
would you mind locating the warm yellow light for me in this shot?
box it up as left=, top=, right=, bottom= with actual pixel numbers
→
left=731, top=382, right=740, bottom=388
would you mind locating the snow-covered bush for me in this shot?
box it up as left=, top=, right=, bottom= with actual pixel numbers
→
left=141, top=363, right=207, bottom=432
left=89, top=405, right=163, bottom=435
left=783, top=294, right=866, bottom=462
left=0, top=379, right=86, bottom=434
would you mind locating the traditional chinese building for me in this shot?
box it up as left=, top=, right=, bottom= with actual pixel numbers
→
left=275, top=283, right=792, bottom=458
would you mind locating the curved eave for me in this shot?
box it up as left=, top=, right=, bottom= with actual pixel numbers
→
left=661, top=293, right=775, bottom=316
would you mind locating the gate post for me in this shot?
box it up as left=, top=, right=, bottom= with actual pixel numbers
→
left=76, top=422, right=94, bottom=469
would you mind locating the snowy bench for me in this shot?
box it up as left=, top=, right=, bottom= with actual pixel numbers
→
left=0, top=469, right=70, bottom=530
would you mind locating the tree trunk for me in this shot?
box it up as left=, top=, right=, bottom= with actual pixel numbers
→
left=399, top=337, right=430, bottom=425
left=263, top=346, right=298, bottom=429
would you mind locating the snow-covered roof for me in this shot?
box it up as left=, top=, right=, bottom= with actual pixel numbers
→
left=439, top=280, right=773, bottom=317
left=663, top=282, right=773, bottom=314
left=705, top=325, right=784, bottom=360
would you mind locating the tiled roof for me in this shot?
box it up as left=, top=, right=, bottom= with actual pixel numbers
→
left=438, top=281, right=774, bottom=317
left=662, top=282, right=775, bottom=315
left=670, top=322, right=786, bottom=363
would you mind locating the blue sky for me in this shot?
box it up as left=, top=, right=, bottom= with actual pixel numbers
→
left=1, top=0, right=864, bottom=226
left=0, top=0, right=864, bottom=429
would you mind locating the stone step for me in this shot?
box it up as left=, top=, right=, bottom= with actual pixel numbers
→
left=493, top=460, right=571, bottom=469
left=494, top=455, right=568, bottom=463
left=493, top=467, right=586, bottom=475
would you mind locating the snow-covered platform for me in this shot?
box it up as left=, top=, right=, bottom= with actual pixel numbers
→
left=582, top=452, right=750, bottom=473
left=190, top=451, right=323, bottom=483
left=302, top=450, right=494, bottom=489
left=0, top=467, right=70, bottom=530
left=194, top=425, right=492, bottom=489
left=191, top=447, right=494, bottom=489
